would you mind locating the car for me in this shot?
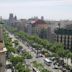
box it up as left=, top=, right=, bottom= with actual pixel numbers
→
left=6, top=64, right=12, bottom=69
left=44, top=58, right=52, bottom=66
left=53, top=65, right=59, bottom=69
left=61, top=68, right=67, bottom=72
left=36, top=54, right=43, bottom=58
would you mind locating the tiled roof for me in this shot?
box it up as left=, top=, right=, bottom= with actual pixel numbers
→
left=27, top=19, right=47, bottom=25
left=32, top=19, right=47, bottom=24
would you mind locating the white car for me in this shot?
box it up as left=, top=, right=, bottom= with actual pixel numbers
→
left=36, top=54, right=43, bottom=58
left=53, top=65, right=59, bottom=69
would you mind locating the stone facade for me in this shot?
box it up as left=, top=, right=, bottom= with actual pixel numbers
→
left=0, top=48, right=6, bottom=72
left=0, top=25, right=7, bottom=72
left=55, top=28, right=72, bottom=51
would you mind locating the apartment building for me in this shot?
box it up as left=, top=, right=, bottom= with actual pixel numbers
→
left=55, top=28, right=72, bottom=51
left=27, top=19, right=48, bottom=36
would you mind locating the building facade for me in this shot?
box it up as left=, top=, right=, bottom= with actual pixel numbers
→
left=55, top=28, right=72, bottom=51
left=8, top=13, right=17, bottom=27
left=27, top=19, right=48, bottom=36
left=0, top=25, right=7, bottom=72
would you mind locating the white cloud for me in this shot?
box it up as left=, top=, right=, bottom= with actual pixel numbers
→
left=0, top=0, right=72, bottom=7
left=0, top=1, right=68, bottom=7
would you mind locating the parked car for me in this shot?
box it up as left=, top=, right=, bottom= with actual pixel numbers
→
left=6, top=64, right=12, bottom=69
left=53, top=65, right=59, bottom=69
left=36, top=54, right=43, bottom=58
left=61, top=68, right=67, bottom=72
left=44, top=58, right=52, bottom=66
left=6, top=61, right=12, bottom=69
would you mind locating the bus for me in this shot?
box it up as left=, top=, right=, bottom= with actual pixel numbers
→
left=44, top=58, right=52, bottom=66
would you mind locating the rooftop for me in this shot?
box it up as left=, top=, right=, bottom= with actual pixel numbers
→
left=28, top=19, right=47, bottom=25
left=55, top=28, right=72, bottom=35
left=32, top=19, right=47, bottom=24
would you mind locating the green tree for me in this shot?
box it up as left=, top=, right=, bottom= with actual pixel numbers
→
left=66, top=51, right=72, bottom=65
left=13, top=40, right=19, bottom=47
left=41, top=69, right=50, bottom=72
left=10, top=55, right=23, bottom=66
left=39, top=29, right=48, bottom=39
left=15, top=63, right=30, bottom=72
left=22, top=51, right=32, bottom=59
left=32, top=43, right=43, bottom=54
left=7, top=47, right=16, bottom=53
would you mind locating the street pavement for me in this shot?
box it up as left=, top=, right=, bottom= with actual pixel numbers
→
left=9, top=33, right=62, bottom=72
left=6, top=69, right=12, bottom=72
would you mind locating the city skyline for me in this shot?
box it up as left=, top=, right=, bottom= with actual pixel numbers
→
left=0, top=0, right=72, bottom=20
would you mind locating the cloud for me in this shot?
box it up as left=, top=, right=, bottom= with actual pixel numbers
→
left=0, top=0, right=71, bottom=7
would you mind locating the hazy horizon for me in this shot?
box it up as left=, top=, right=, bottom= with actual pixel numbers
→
left=0, top=0, right=72, bottom=20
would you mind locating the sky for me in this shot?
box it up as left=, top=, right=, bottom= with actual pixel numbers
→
left=0, top=0, right=72, bottom=20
